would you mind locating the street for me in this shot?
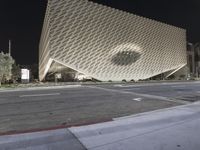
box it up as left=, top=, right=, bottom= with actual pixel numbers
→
left=0, top=81, right=200, bottom=134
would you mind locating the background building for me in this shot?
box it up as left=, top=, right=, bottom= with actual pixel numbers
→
left=187, top=42, right=200, bottom=78
left=39, top=0, right=187, bottom=81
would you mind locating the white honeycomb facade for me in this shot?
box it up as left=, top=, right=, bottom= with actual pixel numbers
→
left=39, top=0, right=187, bottom=81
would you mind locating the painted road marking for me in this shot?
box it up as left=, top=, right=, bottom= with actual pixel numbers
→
left=19, top=93, right=60, bottom=97
left=133, top=98, right=142, bottom=102
left=114, top=85, right=138, bottom=88
left=124, top=88, right=140, bottom=91
left=171, top=85, right=186, bottom=88
left=87, top=86, right=189, bottom=104
left=114, top=84, right=123, bottom=87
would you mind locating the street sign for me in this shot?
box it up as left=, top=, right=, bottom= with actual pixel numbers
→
left=21, top=69, right=30, bottom=83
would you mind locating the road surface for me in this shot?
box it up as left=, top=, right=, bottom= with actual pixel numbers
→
left=0, top=81, right=200, bottom=134
left=1, top=99, right=200, bottom=150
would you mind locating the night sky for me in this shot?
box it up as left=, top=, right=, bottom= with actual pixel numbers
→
left=0, top=0, right=200, bottom=65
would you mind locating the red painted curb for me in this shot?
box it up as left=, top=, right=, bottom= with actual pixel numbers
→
left=0, top=118, right=112, bottom=136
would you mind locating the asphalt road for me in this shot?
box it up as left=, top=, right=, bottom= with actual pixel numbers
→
left=0, top=81, right=200, bottom=134
left=99, top=81, right=200, bottom=101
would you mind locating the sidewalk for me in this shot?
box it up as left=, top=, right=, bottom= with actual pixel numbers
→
left=0, top=102, right=200, bottom=150
left=70, top=102, right=200, bottom=150
left=0, top=84, right=82, bottom=92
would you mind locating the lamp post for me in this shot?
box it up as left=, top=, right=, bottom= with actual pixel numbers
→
left=9, top=40, right=11, bottom=56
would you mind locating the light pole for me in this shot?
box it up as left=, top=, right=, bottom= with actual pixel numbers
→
left=9, top=40, right=11, bottom=56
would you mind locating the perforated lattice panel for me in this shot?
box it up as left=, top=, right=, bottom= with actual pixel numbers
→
left=39, top=0, right=187, bottom=81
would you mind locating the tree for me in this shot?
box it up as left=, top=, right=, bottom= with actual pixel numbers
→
left=11, top=63, right=21, bottom=83
left=0, top=52, right=14, bottom=86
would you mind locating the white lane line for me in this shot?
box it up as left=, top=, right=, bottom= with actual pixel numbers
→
left=124, top=88, right=140, bottom=91
left=19, top=93, right=60, bottom=97
left=87, top=86, right=189, bottom=104
left=114, top=84, right=123, bottom=87
left=114, top=85, right=140, bottom=88
left=171, top=85, right=186, bottom=88
left=133, top=98, right=142, bottom=102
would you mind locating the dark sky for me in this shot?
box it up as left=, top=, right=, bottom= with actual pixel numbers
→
left=0, top=0, right=200, bottom=65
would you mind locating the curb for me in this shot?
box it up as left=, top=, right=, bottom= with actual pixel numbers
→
left=0, top=85, right=82, bottom=92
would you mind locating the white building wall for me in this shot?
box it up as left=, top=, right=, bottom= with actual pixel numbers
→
left=39, top=0, right=187, bottom=81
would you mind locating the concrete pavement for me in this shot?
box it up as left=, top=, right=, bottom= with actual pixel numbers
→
left=70, top=101, right=200, bottom=150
